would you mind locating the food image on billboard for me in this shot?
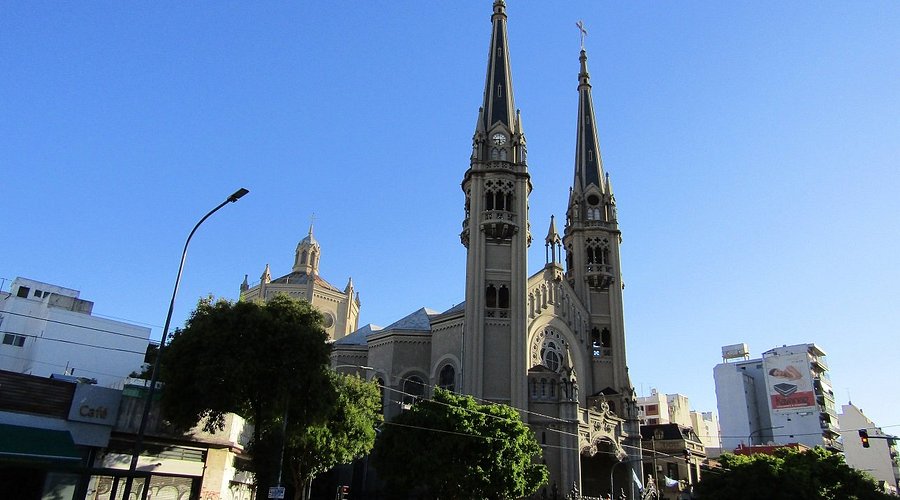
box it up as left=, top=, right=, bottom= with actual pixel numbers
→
left=763, top=353, right=815, bottom=412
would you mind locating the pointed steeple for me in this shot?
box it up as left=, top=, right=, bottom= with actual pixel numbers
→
left=573, top=49, right=606, bottom=194
left=545, top=215, right=562, bottom=266
left=545, top=215, right=560, bottom=245
left=261, top=264, right=271, bottom=284
left=240, top=274, right=249, bottom=292
left=479, top=0, right=517, bottom=133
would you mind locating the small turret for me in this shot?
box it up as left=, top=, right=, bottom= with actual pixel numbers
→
left=293, top=223, right=321, bottom=276
left=240, top=274, right=249, bottom=292
left=545, top=215, right=562, bottom=267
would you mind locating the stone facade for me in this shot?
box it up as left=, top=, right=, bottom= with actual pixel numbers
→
left=327, top=2, right=640, bottom=497
left=239, top=224, right=360, bottom=342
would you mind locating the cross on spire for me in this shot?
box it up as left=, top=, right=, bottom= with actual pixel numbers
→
left=576, top=20, right=588, bottom=49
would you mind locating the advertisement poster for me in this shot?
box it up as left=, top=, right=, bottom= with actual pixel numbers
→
left=763, top=353, right=816, bottom=412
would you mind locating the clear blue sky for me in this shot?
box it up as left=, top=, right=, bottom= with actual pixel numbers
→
left=3, top=2, right=898, bottom=433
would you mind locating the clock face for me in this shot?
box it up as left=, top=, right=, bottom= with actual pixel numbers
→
left=492, top=133, right=507, bottom=145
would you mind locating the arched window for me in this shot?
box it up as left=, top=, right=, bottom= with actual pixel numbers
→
left=531, top=378, right=538, bottom=397
left=486, top=285, right=497, bottom=308
left=403, top=376, right=426, bottom=405
left=300, top=250, right=308, bottom=264
left=506, top=193, right=514, bottom=212
left=549, top=380, right=556, bottom=398
left=491, top=147, right=501, bottom=160
left=499, top=148, right=508, bottom=160
left=485, top=191, right=495, bottom=210
left=439, top=365, right=455, bottom=392
left=601, top=328, right=611, bottom=349
left=541, top=378, right=547, bottom=397
left=498, top=285, right=510, bottom=309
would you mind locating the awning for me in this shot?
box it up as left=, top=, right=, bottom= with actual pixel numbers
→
left=0, top=423, right=82, bottom=462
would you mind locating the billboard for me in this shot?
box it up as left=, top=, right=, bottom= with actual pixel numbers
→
left=763, top=353, right=816, bottom=413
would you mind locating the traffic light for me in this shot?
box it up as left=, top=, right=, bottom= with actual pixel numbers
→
left=859, top=429, right=870, bottom=448
left=339, top=485, right=350, bottom=500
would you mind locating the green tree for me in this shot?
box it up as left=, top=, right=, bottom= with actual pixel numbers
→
left=160, top=294, right=332, bottom=500
left=696, top=447, right=892, bottom=500
left=371, top=388, right=548, bottom=499
left=285, top=372, right=382, bottom=500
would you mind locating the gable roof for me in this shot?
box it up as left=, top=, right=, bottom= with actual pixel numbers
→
left=383, top=307, right=440, bottom=332
left=334, top=323, right=383, bottom=346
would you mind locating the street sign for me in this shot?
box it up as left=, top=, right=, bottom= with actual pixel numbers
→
left=268, top=486, right=285, bottom=499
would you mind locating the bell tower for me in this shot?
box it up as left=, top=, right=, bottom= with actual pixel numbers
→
left=562, top=48, right=633, bottom=412
left=461, top=0, right=531, bottom=409
left=293, top=223, right=320, bottom=276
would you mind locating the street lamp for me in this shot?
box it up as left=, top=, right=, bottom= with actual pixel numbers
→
left=121, top=187, right=249, bottom=499
left=748, top=425, right=784, bottom=446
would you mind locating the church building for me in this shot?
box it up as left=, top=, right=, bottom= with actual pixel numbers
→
left=243, top=1, right=641, bottom=496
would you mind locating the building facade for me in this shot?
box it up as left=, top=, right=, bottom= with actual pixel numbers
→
left=327, top=2, right=641, bottom=497
left=714, top=343, right=841, bottom=451
left=689, top=410, right=721, bottom=451
left=239, top=225, right=360, bottom=342
left=640, top=424, right=705, bottom=500
left=637, top=389, right=692, bottom=428
left=0, top=277, right=150, bottom=387
left=839, top=403, right=900, bottom=495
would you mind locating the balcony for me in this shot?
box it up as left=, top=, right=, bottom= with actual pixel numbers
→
left=584, top=263, right=614, bottom=289
left=481, top=210, right=518, bottom=239
left=810, top=355, right=828, bottom=371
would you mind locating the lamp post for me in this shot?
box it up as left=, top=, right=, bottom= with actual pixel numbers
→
left=121, top=187, right=249, bottom=499
left=748, top=425, right=784, bottom=446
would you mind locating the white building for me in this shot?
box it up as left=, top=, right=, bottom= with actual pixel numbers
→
left=839, top=403, right=900, bottom=495
left=690, top=411, right=722, bottom=450
left=637, top=389, right=721, bottom=454
left=637, top=389, right=692, bottom=428
left=713, top=343, right=841, bottom=451
left=0, top=277, right=150, bottom=387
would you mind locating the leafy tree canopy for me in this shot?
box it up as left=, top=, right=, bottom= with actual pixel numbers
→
left=159, top=294, right=333, bottom=499
left=285, top=372, right=382, bottom=500
left=696, top=447, right=893, bottom=500
left=371, top=388, right=548, bottom=499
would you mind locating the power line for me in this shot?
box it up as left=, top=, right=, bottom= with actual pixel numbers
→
left=0, top=328, right=147, bottom=355
left=0, top=309, right=152, bottom=341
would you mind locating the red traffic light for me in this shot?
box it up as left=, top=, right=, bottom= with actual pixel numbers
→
left=859, top=429, right=870, bottom=448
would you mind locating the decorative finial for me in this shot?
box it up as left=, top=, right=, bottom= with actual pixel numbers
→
left=576, top=20, right=588, bottom=49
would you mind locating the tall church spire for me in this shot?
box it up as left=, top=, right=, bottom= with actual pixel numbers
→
left=461, top=0, right=530, bottom=409
left=480, top=0, right=516, bottom=132
left=572, top=49, right=606, bottom=196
